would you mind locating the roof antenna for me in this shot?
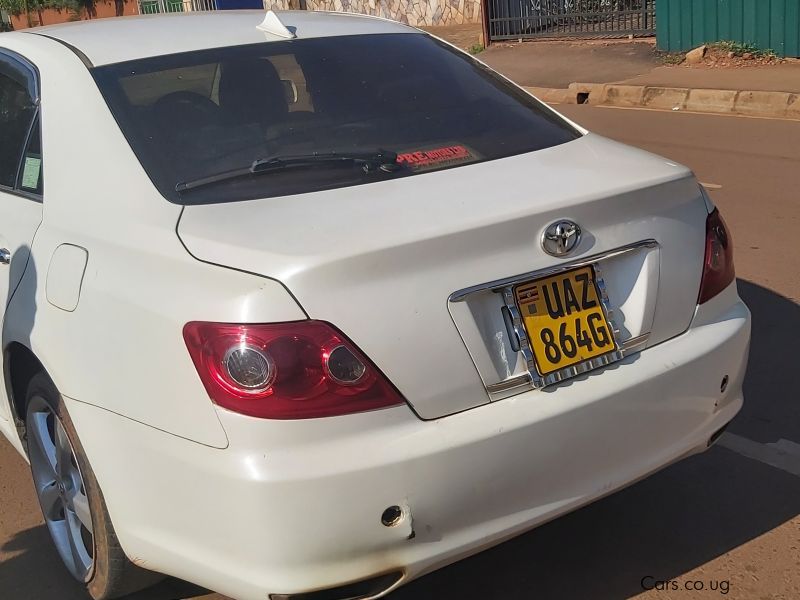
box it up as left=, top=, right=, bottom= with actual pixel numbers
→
left=257, top=10, right=297, bottom=39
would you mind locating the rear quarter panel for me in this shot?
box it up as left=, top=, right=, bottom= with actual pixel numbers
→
left=0, top=34, right=306, bottom=448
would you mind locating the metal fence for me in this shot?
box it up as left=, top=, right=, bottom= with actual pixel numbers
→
left=139, top=0, right=218, bottom=13
left=487, top=0, right=656, bottom=41
left=657, top=0, right=800, bottom=57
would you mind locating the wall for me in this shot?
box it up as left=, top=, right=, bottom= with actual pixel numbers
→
left=267, top=0, right=482, bottom=26
left=657, top=0, right=800, bottom=57
left=9, top=0, right=481, bottom=29
left=9, top=0, right=138, bottom=30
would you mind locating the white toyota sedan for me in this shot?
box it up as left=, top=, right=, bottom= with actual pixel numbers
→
left=0, top=10, right=750, bottom=600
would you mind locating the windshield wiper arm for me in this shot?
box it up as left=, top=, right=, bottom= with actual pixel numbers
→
left=175, top=150, right=401, bottom=193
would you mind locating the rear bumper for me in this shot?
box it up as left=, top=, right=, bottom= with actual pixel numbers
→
left=65, top=285, right=750, bottom=600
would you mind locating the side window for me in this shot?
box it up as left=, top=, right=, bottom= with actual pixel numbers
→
left=0, top=58, right=37, bottom=190
left=17, top=115, right=42, bottom=195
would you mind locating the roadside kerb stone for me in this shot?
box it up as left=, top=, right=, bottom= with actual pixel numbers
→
left=524, top=86, right=575, bottom=104
left=642, top=87, right=689, bottom=110
left=595, top=84, right=645, bottom=107
left=788, top=94, right=800, bottom=119
left=522, top=84, right=800, bottom=120
left=541, top=88, right=574, bottom=104
left=684, top=89, right=737, bottom=114
left=525, top=86, right=551, bottom=99
left=568, top=82, right=605, bottom=104
left=735, top=91, right=792, bottom=118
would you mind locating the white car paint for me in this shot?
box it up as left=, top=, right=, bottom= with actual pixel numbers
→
left=0, top=11, right=749, bottom=600
left=0, top=193, right=40, bottom=421
left=45, top=243, right=88, bottom=312
left=0, top=222, right=41, bottom=425
left=177, top=135, right=707, bottom=419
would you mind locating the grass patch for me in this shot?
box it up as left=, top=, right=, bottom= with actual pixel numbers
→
left=657, top=50, right=686, bottom=65
left=711, top=40, right=778, bottom=59
left=468, top=44, right=484, bottom=55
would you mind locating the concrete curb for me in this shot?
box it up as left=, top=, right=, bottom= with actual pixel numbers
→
left=523, top=83, right=800, bottom=120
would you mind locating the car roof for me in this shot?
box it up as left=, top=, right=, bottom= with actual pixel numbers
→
left=26, top=10, right=418, bottom=67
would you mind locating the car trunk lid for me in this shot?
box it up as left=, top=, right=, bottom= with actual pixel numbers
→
left=177, top=134, right=708, bottom=419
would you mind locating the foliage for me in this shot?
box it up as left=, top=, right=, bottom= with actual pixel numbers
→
left=468, top=44, right=484, bottom=55
left=711, top=40, right=778, bottom=59
left=0, top=9, right=13, bottom=30
left=63, top=0, right=96, bottom=17
left=656, top=50, right=686, bottom=65
left=0, top=0, right=96, bottom=20
left=0, top=0, right=53, bottom=17
left=1, top=0, right=29, bottom=15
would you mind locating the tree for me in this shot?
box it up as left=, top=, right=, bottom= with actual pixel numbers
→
left=0, top=0, right=96, bottom=25
left=64, top=0, right=96, bottom=18
left=0, top=0, right=48, bottom=25
left=0, top=0, right=52, bottom=26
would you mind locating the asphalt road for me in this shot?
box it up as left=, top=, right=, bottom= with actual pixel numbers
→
left=1, top=107, right=799, bottom=600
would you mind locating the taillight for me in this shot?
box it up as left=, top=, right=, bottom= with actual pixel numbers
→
left=698, top=208, right=735, bottom=304
left=183, top=321, right=406, bottom=419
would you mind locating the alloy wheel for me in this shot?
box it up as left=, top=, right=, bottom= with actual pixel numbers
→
left=26, top=395, right=94, bottom=582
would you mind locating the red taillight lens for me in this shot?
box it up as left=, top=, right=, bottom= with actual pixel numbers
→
left=698, top=208, right=735, bottom=304
left=183, top=321, right=406, bottom=419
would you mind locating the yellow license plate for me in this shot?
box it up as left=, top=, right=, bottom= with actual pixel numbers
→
left=515, top=266, right=617, bottom=376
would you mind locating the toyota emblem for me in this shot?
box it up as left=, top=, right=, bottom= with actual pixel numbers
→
left=542, top=220, right=581, bottom=257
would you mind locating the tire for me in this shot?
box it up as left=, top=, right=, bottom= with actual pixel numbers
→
left=24, top=372, right=162, bottom=599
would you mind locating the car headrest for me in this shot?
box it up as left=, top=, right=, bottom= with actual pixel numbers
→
left=218, top=58, right=289, bottom=126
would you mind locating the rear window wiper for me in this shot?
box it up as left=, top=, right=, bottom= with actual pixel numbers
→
left=175, top=150, right=402, bottom=193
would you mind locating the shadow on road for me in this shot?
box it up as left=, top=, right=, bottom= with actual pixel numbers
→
left=730, top=280, right=800, bottom=444
left=0, top=523, right=214, bottom=600
left=0, top=279, right=797, bottom=600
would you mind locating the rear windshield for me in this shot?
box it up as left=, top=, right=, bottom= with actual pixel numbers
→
left=92, top=33, right=580, bottom=205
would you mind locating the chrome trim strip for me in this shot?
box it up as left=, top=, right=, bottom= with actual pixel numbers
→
left=497, top=263, right=628, bottom=391
left=485, top=332, right=651, bottom=399
left=621, top=332, right=650, bottom=354
left=500, top=286, right=538, bottom=382
left=485, top=374, right=530, bottom=394
left=593, top=260, right=622, bottom=344
left=448, top=239, right=658, bottom=303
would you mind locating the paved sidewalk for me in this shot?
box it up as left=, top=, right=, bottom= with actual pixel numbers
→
left=480, top=40, right=661, bottom=88
left=622, top=65, right=800, bottom=94
left=421, top=24, right=483, bottom=51
left=479, top=40, right=800, bottom=94
left=424, top=23, right=800, bottom=95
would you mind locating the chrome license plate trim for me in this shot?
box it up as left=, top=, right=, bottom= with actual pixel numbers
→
left=501, top=261, right=624, bottom=389
left=448, top=239, right=658, bottom=303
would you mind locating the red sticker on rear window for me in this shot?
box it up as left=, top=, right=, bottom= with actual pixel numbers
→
left=397, top=145, right=478, bottom=171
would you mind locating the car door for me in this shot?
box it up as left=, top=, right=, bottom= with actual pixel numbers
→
left=0, top=49, right=44, bottom=422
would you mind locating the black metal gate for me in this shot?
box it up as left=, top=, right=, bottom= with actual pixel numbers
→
left=486, top=0, right=656, bottom=42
